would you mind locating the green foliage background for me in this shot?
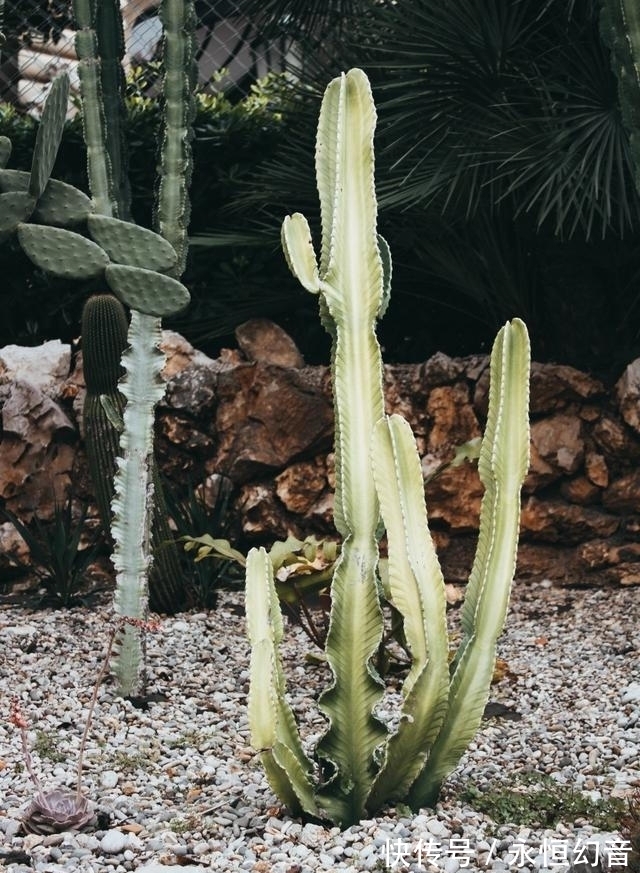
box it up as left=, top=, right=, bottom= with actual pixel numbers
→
left=4, top=0, right=640, bottom=378
left=0, top=72, right=303, bottom=355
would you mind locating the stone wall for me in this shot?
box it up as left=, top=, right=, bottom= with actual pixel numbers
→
left=2, top=320, right=640, bottom=587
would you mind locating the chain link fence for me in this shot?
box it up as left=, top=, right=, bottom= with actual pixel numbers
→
left=0, top=1, right=295, bottom=115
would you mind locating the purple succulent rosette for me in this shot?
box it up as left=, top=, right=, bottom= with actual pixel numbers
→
left=22, top=789, right=94, bottom=835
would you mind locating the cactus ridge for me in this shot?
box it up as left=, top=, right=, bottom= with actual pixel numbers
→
left=95, top=0, right=131, bottom=219
left=17, top=223, right=110, bottom=279
left=88, top=214, right=178, bottom=272
left=105, top=263, right=190, bottom=316
left=154, top=0, right=197, bottom=276
left=82, top=293, right=128, bottom=393
left=0, top=191, right=36, bottom=232
left=73, top=0, right=114, bottom=218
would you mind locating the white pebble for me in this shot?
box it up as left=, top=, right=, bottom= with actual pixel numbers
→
left=100, top=829, right=127, bottom=854
left=101, top=770, right=119, bottom=788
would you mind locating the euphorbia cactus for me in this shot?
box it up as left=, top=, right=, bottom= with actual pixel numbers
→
left=245, top=69, right=530, bottom=827
left=600, top=0, right=640, bottom=196
left=0, top=37, right=194, bottom=692
left=81, top=294, right=184, bottom=616
left=71, top=0, right=196, bottom=694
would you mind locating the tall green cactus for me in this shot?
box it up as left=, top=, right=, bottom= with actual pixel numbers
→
left=601, top=0, right=640, bottom=195
left=0, top=32, right=194, bottom=691
left=82, top=294, right=128, bottom=531
left=245, top=69, right=531, bottom=827
left=81, top=294, right=185, bottom=618
left=68, top=0, right=197, bottom=694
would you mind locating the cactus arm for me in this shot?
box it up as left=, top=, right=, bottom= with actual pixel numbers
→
left=95, top=0, right=130, bottom=220
left=407, top=319, right=530, bottom=809
left=155, top=0, right=197, bottom=276
left=365, top=415, right=450, bottom=809
left=111, top=311, right=167, bottom=696
left=601, top=0, right=640, bottom=194
left=246, top=547, right=318, bottom=817
left=281, top=214, right=321, bottom=293
left=73, top=0, right=114, bottom=217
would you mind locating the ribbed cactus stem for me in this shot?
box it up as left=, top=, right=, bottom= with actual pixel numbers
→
left=81, top=294, right=187, bottom=617
left=73, top=0, right=114, bottom=217
left=95, top=0, right=130, bottom=219
left=601, top=0, right=640, bottom=195
left=82, top=293, right=127, bottom=534
left=111, top=311, right=165, bottom=696
left=155, top=0, right=197, bottom=276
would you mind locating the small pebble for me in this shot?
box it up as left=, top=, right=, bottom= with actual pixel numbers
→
left=0, top=585, right=635, bottom=872
left=101, top=829, right=127, bottom=854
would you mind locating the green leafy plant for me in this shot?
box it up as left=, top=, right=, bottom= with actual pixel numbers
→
left=184, top=532, right=336, bottom=645
left=461, top=773, right=627, bottom=832
left=243, top=69, right=530, bottom=827
left=164, top=475, right=240, bottom=608
left=0, top=499, right=102, bottom=607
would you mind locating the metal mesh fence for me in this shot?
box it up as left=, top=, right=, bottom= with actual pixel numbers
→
left=0, top=1, right=294, bottom=115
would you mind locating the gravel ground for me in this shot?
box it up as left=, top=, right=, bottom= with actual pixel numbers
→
left=0, top=578, right=638, bottom=873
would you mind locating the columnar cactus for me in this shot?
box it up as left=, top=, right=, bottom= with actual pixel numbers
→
left=600, top=0, right=640, bottom=195
left=81, top=293, right=128, bottom=533
left=0, top=36, right=195, bottom=696
left=245, top=69, right=530, bottom=827
left=81, top=294, right=184, bottom=617
left=70, top=0, right=197, bottom=693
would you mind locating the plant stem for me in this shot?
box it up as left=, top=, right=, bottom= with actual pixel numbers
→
left=75, top=624, right=119, bottom=800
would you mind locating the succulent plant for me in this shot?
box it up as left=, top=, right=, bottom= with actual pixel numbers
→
left=70, top=0, right=197, bottom=694
left=22, top=790, right=93, bottom=836
left=245, top=69, right=530, bottom=827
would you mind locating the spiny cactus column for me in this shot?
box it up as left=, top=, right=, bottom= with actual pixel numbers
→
left=601, top=0, right=640, bottom=195
left=82, top=294, right=184, bottom=615
left=82, top=294, right=127, bottom=532
left=72, top=0, right=197, bottom=694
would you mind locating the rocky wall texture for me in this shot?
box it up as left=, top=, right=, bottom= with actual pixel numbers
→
left=2, top=319, right=640, bottom=587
